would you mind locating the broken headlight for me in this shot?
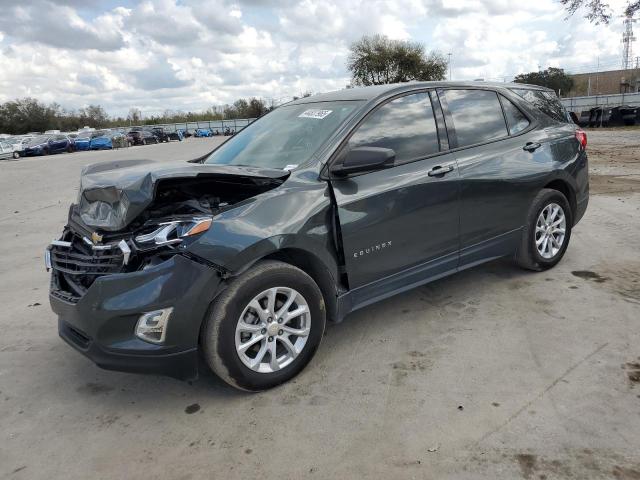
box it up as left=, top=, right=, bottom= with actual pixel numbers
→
left=135, top=217, right=212, bottom=247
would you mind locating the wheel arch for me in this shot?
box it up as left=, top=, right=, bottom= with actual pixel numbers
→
left=258, top=248, right=341, bottom=323
left=543, top=178, right=576, bottom=222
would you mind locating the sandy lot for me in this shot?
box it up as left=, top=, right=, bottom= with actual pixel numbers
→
left=0, top=132, right=639, bottom=479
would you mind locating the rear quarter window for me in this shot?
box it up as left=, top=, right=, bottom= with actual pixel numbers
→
left=510, top=88, right=570, bottom=123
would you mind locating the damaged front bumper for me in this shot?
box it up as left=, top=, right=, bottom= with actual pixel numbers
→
left=49, top=242, right=223, bottom=380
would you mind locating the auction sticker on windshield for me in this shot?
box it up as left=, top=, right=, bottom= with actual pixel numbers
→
left=299, top=109, right=332, bottom=119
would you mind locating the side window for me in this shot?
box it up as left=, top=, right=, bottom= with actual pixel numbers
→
left=500, top=96, right=530, bottom=135
left=347, top=92, right=439, bottom=164
left=510, top=88, right=569, bottom=123
left=442, top=89, right=508, bottom=147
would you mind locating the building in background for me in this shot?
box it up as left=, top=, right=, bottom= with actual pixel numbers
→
left=567, top=68, right=640, bottom=97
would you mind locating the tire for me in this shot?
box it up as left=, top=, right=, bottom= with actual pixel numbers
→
left=13, top=151, right=19, bottom=159
left=142, top=139, right=147, bottom=145
left=201, top=260, right=326, bottom=391
left=516, top=188, right=573, bottom=271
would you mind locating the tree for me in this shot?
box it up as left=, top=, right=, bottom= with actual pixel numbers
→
left=560, top=0, right=639, bottom=24
left=127, top=108, right=142, bottom=124
left=514, top=68, right=574, bottom=96
left=347, top=34, right=447, bottom=86
left=80, top=105, right=109, bottom=128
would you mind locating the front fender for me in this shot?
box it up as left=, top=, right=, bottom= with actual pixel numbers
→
left=184, top=174, right=340, bottom=281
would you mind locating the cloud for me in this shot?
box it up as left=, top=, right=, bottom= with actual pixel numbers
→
left=0, top=1, right=126, bottom=51
left=0, top=0, right=628, bottom=116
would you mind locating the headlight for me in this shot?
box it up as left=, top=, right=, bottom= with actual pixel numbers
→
left=135, top=217, right=212, bottom=247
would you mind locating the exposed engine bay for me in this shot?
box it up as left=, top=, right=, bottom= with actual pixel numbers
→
left=48, top=159, right=289, bottom=301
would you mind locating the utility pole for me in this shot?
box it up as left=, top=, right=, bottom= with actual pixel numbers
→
left=447, top=53, right=452, bottom=81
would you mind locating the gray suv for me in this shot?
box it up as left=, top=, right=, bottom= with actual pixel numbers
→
left=48, top=82, right=588, bottom=391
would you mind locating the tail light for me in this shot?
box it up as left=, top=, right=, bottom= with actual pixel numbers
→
left=575, top=129, right=587, bottom=150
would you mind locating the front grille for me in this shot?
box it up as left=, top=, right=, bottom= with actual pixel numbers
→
left=50, top=231, right=125, bottom=299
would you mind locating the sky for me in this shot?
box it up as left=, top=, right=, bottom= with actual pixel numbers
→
left=0, top=0, right=632, bottom=117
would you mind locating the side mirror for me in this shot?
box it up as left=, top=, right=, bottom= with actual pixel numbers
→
left=330, top=147, right=396, bottom=177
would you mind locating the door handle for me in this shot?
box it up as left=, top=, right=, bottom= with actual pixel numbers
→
left=523, top=142, right=542, bottom=152
left=427, top=164, right=455, bottom=177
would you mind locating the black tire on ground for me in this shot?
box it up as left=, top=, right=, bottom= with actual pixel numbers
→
left=13, top=151, right=20, bottom=159
left=142, top=139, right=147, bottom=145
left=515, top=188, right=573, bottom=271
left=43, top=148, right=49, bottom=156
left=201, top=260, right=326, bottom=392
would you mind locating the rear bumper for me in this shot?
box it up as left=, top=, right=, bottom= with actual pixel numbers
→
left=50, top=254, right=223, bottom=380
left=575, top=195, right=588, bottom=226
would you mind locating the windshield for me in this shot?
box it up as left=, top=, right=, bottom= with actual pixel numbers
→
left=204, top=101, right=362, bottom=169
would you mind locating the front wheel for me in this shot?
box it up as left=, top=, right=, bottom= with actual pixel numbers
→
left=201, top=260, right=326, bottom=391
left=516, top=188, right=573, bottom=271
left=13, top=151, right=20, bottom=159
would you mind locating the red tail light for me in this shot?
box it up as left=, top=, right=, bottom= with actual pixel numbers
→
left=575, top=129, right=587, bottom=149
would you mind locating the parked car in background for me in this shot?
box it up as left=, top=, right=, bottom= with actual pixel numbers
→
left=4, top=136, right=32, bottom=158
left=0, top=141, right=14, bottom=160
left=194, top=128, right=212, bottom=137
left=89, top=131, right=113, bottom=150
left=111, top=131, right=131, bottom=148
left=22, top=134, right=73, bottom=156
left=126, top=129, right=159, bottom=145
left=167, top=130, right=184, bottom=141
left=74, top=134, right=91, bottom=151
left=151, top=127, right=171, bottom=142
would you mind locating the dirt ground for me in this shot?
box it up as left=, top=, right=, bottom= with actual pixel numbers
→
left=586, top=128, right=640, bottom=196
left=0, top=132, right=639, bottom=480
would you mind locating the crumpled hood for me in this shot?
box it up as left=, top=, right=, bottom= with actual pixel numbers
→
left=77, top=159, right=289, bottom=231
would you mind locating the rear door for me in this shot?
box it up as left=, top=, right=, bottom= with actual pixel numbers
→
left=329, top=90, right=460, bottom=293
left=438, top=88, right=547, bottom=264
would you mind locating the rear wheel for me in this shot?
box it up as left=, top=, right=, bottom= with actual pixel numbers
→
left=12, top=151, right=19, bottom=159
left=516, top=188, right=572, bottom=271
left=201, top=260, right=326, bottom=391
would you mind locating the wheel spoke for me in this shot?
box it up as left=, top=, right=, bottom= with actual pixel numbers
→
left=282, top=325, right=310, bottom=337
left=237, top=320, right=263, bottom=333
left=276, top=289, right=296, bottom=317
left=536, top=234, right=546, bottom=246
left=266, top=288, right=278, bottom=314
left=238, top=334, right=264, bottom=353
left=284, top=305, right=308, bottom=322
left=268, top=341, right=279, bottom=371
left=250, top=343, right=268, bottom=368
left=248, top=299, right=268, bottom=322
left=541, top=237, right=549, bottom=255
left=278, top=336, right=298, bottom=356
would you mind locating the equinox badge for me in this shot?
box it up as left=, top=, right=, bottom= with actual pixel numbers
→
left=353, top=241, right=392, bottom=259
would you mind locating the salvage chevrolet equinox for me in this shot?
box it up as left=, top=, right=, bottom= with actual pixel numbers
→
left=48, top=82, right=589, bottom=391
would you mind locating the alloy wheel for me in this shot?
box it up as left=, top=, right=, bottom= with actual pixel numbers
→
left=535, top=202, right=566, bottom=259
left=235, top=287, right=311, bottom=373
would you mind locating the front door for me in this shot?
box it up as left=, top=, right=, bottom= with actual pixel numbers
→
left=329, top=91, right=460, bottom=298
